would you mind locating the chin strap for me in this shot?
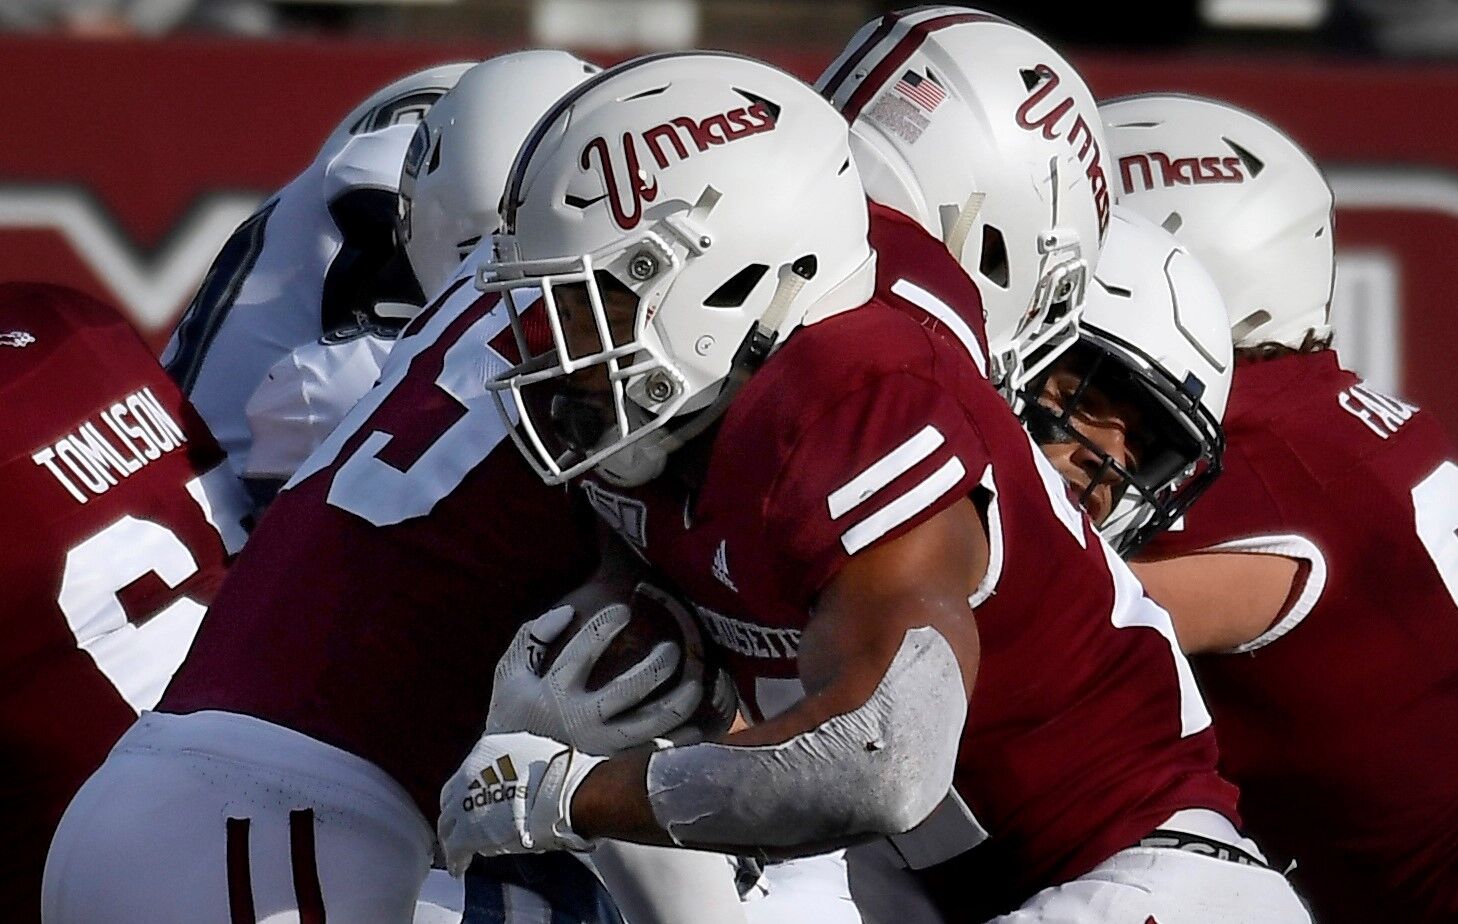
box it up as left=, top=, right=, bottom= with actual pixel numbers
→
left=942, top=190, right=986, bottom=268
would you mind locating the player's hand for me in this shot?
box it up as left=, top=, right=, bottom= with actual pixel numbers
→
left=486, top=589, right=705, bottom=754
left=437, top=731, right=605, bottom=874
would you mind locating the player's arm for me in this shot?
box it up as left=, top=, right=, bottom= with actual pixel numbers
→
left=1130, top=552, right=1301, bottom=654
left=570, top=494, right=985, bottom=853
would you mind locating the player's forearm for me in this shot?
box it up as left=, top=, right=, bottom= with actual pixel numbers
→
left=1131, top=552, right=1300, bottom=654
left=572, top=626, right=967, bottom=855
left=571, top=746, right=863, bottom=859
left=572, top=749, right=672, bottom=844
left=569, top=697, right=865, bottom=849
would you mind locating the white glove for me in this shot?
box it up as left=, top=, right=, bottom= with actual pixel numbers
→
left=437, top=731, right=606, bottom=875
left=487, top=589, right=705, bottom=755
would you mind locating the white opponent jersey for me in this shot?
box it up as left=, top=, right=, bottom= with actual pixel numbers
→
left=162, top=122, right=424, bottom=476
left=237, top=246, right=496, bottom=487
left=242, top=324, right=396, bottom=482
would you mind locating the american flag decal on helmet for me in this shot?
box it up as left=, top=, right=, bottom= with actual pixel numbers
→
left=894, top=69, right=946, bottom=112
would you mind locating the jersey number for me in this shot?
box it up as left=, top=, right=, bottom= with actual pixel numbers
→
left=56, top=467, right=247, bottom=712
left=286, top=287, right=513, bottom=526
left=1413, top=460, right=1458, bottom=607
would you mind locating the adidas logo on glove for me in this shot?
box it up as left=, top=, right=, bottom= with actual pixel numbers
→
left=462, top=755, right=525, bottom=811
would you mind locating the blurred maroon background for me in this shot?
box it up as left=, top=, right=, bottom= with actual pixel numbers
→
left=0, top=35, right=1453, bottom=435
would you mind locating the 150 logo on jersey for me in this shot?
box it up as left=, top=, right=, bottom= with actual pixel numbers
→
left=579, top=97, right=778, bottom=230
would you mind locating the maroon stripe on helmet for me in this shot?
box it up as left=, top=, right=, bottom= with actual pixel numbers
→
left=840, top=11, right=1003, bottom=122
left=818, top=11, right=906, bottom=103
left=289, top=809, right=327, bottom=924
left=226, top=817, right=256, bottom=924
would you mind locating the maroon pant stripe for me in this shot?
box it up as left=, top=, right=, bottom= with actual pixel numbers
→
left=289, top=808, right=327, bottom=924
left=225, top=817, right=256, bottom=924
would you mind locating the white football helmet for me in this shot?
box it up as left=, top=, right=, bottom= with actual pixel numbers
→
left=397, top=51, right=600, bottom=298
left=1022, top=208, right=1232, bottom=555
left=483, top=52, right=877, bottom=487
left=819, top=7, right=1114, bottom=395
left=1102, top=94, right=1335, bottom=350
left=321, top=62, right=476, bottom=164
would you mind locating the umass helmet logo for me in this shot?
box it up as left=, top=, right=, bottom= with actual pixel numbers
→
left=1014, top=64, right=1111, bottom=238
left=580, top=98, right=779, bottom=230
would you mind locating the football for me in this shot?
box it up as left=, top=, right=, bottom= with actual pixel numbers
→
left=540, top=577, right=709, bottom=695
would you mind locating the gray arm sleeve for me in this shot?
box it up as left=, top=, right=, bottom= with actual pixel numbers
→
left=645, top=626, right=967, bottom=850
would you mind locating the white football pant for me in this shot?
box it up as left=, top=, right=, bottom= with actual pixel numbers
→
left=745, top=851, right=861, bottom=924
left=43, top=710, right=440, bottom=924
left=991, top=810, right=1312, bottom=924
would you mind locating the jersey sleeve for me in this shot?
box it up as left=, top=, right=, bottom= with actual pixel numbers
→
left=762, top=369, right=991, bottom=604
left=1137, top=436, right=1333, bottom=654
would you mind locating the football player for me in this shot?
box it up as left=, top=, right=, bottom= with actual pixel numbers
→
left=233, top=50, right=605, bottom=512
left=0, top=282, right=248, bottom=922
left=161, top=61, right=473, bottom=476
left=1022, top=207, right=1231, bottom=559
left=1105, top=93, right=1458, bottom=923
left=818, top=6, right=1103, bottom=398
left=41, top=222, right=607, bottom=924
left=216, top=48, right=774, bottom=924
left=41, top=52, right=758, bottom=924
left=163, top=52, right=602, bottom=485
left=435, top=47, right=1308, bottom=923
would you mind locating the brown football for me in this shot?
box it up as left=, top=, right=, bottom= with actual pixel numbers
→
left=539, top=579, right=705, bottom=694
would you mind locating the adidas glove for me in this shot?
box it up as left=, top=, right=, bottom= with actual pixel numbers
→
left=437, top=731, right=606, bottom=875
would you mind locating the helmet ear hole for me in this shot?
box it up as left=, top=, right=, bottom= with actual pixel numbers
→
left=705, top=264, right=770, bottom=308
left=980, top=225, right=1010, bottom=288
left=1160, top=212, right=1182, bottom=235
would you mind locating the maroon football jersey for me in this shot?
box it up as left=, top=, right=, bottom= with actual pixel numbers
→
left=160, top=276, right=600, bottom=821
left=0, top=282, right=244, bottom=921
left=1142, top=351, right=1458, bottom=922
left=584, top=207, right=1238, bottom=915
